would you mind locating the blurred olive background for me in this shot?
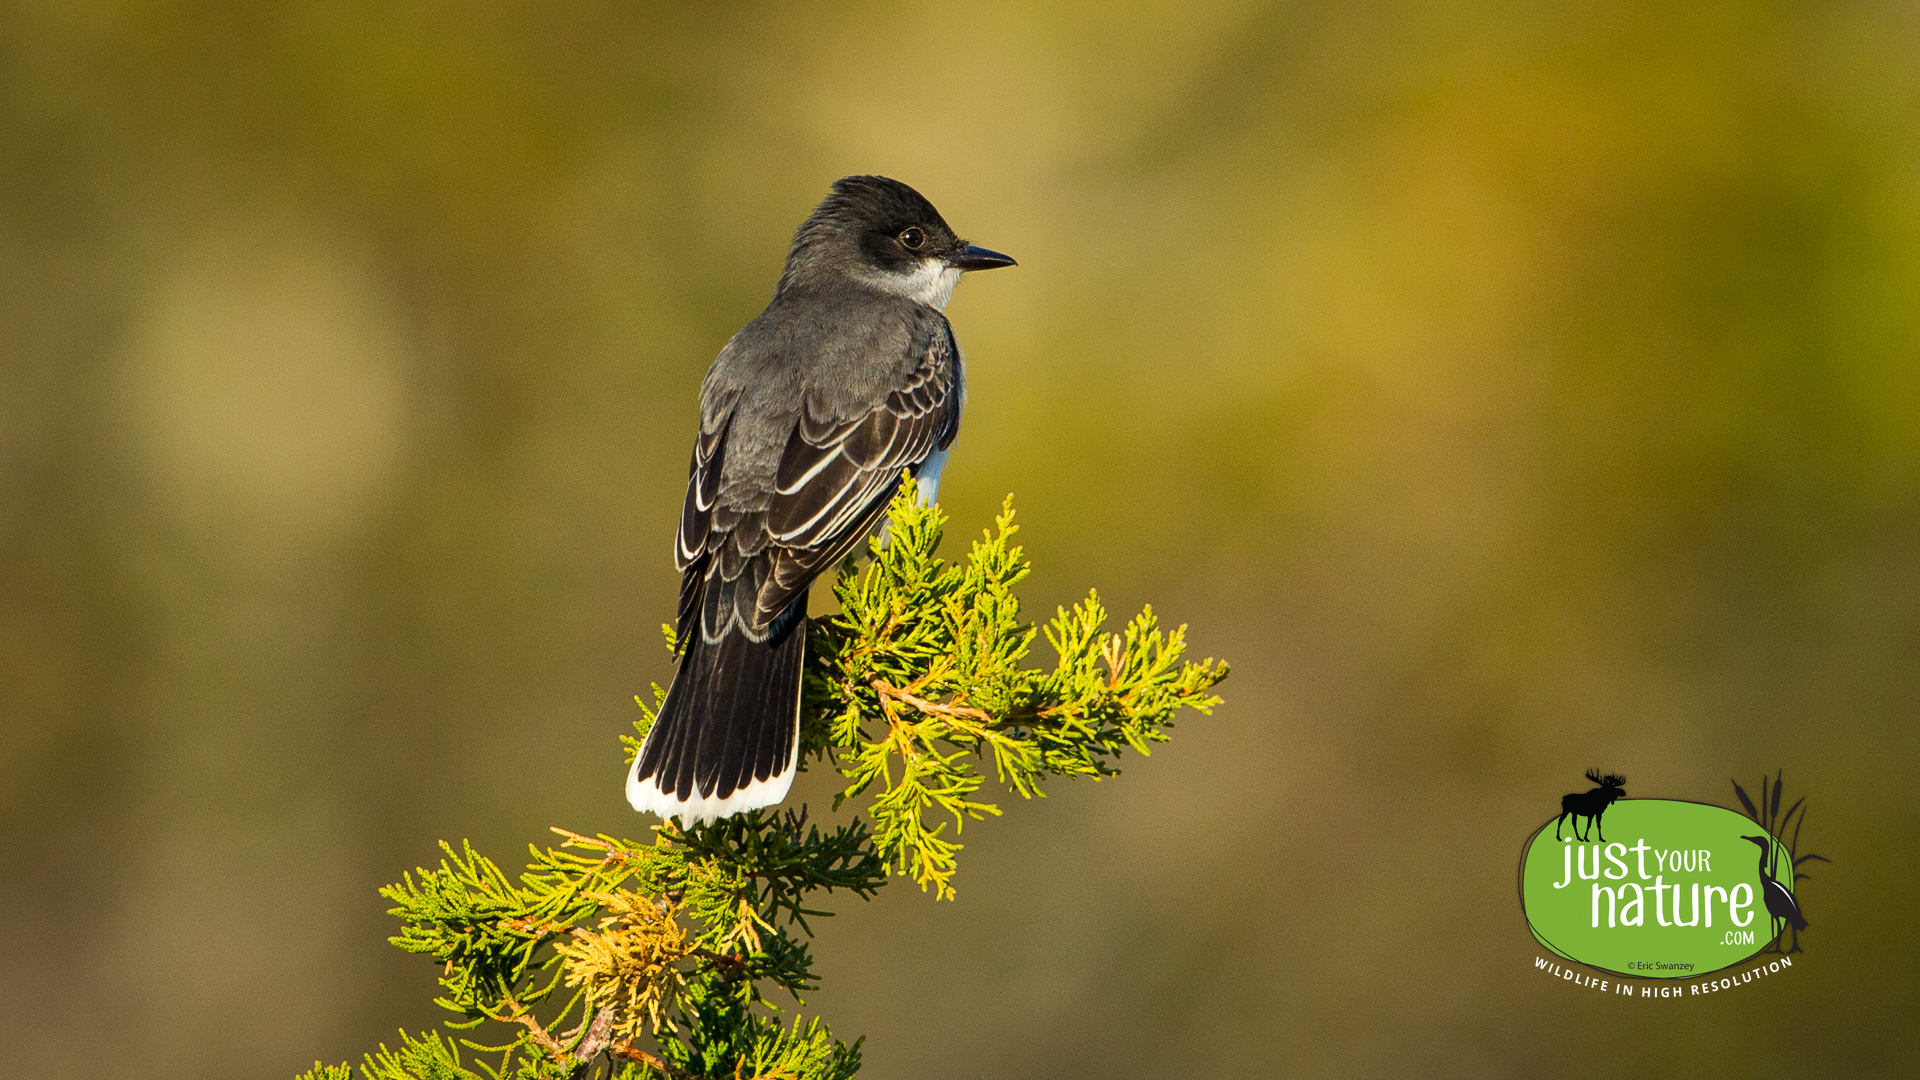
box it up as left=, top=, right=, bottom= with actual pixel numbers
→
left=3, top=1, right=1916, bottom=1077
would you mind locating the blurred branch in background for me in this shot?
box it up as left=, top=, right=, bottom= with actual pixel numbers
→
left=299, top=485, right=1223, bottom=1079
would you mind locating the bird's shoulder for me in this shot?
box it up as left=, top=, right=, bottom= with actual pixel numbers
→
left=702, top=283, right=953, bottom=419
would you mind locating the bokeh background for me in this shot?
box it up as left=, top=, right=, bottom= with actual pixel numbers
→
left=3, top=2, right=1916, bottom=1076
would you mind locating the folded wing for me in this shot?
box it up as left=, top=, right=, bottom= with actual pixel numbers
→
left=675, top=328, right=960, bottom=646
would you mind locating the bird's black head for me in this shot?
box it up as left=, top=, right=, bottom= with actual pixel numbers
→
left=1740, top=834, right=1771, bottom=849
left=778, top=175, right=1015, bottom=306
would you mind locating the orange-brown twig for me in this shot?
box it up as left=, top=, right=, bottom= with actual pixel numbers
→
left=872, top=679, right=991, bottom=724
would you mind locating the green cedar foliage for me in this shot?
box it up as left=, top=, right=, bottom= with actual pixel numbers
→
left=301, top=480, right=1225, bottom=1080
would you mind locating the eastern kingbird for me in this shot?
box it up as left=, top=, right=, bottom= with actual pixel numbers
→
left=627, top=175, right=1016, bottom=824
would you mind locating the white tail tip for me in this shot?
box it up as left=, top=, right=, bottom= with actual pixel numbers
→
left=624, top=736, right=799, bottom=826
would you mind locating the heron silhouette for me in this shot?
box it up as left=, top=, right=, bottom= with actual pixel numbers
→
left=1741, top=834, right=1807, bottom=953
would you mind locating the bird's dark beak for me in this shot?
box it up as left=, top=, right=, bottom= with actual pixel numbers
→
left=949, top=244, right=1017, bottom=272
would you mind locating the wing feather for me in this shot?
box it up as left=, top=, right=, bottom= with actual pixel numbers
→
left=685, top=324, right=960, bottom=639
left=676, top=401, right=735, bottom=572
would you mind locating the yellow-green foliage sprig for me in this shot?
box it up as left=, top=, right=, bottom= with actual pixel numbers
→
left=302, top=482, right=1224, bottom=1080
left=809, top=480, right=1228, bottom=898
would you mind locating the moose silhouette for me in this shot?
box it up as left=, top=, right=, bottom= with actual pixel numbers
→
left=1554, top=769, right=1627, bottom=842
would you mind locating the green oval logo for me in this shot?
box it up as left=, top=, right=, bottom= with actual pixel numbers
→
left=1520, top=800, right=1797, bottom=978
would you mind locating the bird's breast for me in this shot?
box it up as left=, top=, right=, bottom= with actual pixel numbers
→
left=914, top=448, right=949, bottom=505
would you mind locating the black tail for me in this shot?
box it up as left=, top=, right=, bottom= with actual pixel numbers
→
left=626, top=608, right=805, bottom=823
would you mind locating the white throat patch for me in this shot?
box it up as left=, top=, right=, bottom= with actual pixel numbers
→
left=864, top=259, right=962, bottom=309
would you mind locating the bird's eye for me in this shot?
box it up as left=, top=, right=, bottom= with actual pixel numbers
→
left=899, top=227, right=925, bottom=250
